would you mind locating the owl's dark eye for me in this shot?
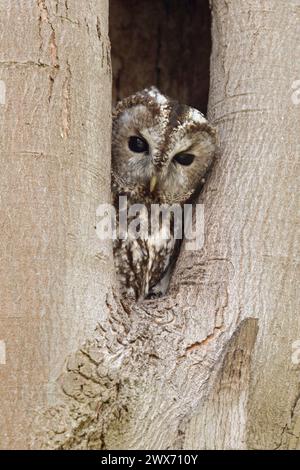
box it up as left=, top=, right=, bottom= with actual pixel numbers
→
left=173, top=153, right=195, bottom=166
left=128, top=136, right=149, bottom=153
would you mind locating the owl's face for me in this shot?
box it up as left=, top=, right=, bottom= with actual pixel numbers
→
left=112, top=87, right=216, bottom=204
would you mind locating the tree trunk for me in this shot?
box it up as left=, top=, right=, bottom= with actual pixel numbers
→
left=195, top=0, right=300, bottom=449
left=1, top=0, right=299, bottom=450
left=0, top=0, right=111, bottom=449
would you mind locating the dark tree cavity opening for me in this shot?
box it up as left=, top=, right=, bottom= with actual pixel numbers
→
left=110, top=0, right=211, bottom=113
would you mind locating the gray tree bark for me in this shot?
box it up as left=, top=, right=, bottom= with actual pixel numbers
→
left=1, top=0, right=299, bottom=450
left=0, top=0, right=112, bottom=449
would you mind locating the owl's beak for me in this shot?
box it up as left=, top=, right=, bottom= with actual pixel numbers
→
left=150, top=175, right=158, bottom=193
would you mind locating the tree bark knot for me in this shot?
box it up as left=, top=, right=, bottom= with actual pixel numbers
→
left=32, top=279, right=259, bottom=449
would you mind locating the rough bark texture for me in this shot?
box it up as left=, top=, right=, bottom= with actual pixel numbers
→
left=1, top=0, right=300, bottom=450
left=32, top=0, right=300, bottom=450
left=110, top=0, right=211, bottom=113
left=0, top=0, right=112, bottom=449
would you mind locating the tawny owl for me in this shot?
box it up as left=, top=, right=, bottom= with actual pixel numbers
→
left=112, top=87, right=216, bottom=301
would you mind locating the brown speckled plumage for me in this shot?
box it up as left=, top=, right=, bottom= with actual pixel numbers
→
left=112, top=87, right=216, bottom=301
